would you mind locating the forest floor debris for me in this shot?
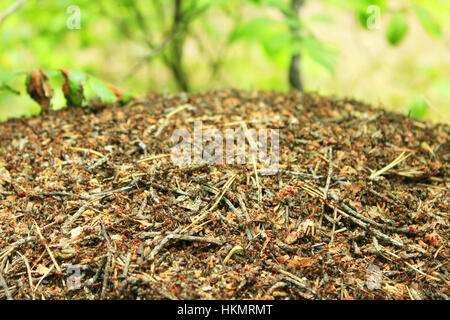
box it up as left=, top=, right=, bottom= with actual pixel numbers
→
left=0, top=90, right=448, bottom=300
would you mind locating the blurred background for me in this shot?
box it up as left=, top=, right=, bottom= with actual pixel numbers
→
left=0, top=0, right=449, bottom=123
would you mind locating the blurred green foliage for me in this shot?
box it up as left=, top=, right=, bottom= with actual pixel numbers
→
left=0, top=0, right=449, bottom=122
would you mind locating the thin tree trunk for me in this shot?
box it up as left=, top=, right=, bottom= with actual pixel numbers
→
left=288, top=0, right=305, bottom=91
left=167, top=0, right=190, bottom=92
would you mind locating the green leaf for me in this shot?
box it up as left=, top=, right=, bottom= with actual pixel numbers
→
left=265, top=0, right=292, bottom=18
left=297, top=35, right=337, bottom=75
left=262, top=31, right=291, bottom=58
left=229, top=17, right=278, bottom=43
left=63, top=69, right=87, bottom=107
left=69, top=70, right=86, bottom=106
left=87, top=76, right=116, bottom=104
left=0, top=70, right=21, bottom=95
left=407, top=95, right=428, bottom=119
left=229, top=17, right=291, bottom=62
left=45, top=70, right=67, bottom=110
left=413, top=5, right=442, bottom=38
left=120, top=90, right=132, bottom=104
left=0, top=70, right=18, bottom=84
left=386, top=13, right=408, bottom=45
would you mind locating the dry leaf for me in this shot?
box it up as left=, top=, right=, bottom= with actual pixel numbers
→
left=285, top=231, right=298, bottom=244
left=36, top=264, right=50, bottom=275
left=70, top=226, right=82, bottom=239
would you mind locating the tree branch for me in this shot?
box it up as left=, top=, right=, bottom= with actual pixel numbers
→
left=0, top=0, right=26, bottom=26
left=117, top=31, right=178, bottom=84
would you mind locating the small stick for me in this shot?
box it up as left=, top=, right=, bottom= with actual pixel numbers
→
left=61, top=201, right=92, bottom=235
left=369, top=151, right=411, bottom=180
left=33, top=220, right=61, bottom=274
left=223, top=245, right=244, bottom=264
left=86, top=256, right=107, bottom=287
left=323, top=146, right=333, bottom=200
left=137, top=154, right=171, bottom=163
left=278, top=269, right=317, bottom=296
left=68, top=146, right=105, bottom=158
left=138, top=274, right=179, bottom=300
left=274, top=169, right=325, bottom=180
left=33, top=264, right=55, bottom=294
left=329, top=206, right=338, bottom=245
left=284, top=206, right=289, bottom=229
left=146, top=226, right=183, bottom=262
left=89, top=177, right=142, bottom=198
left=241, top=121, right=262, bottom=203
left=16, top=251, right=34, bottom=293
left=121, top=252, right=132, bottom=278
left=180, top=174, right=236, bottom=234
left=383, top=249, right=440, bottom=282
left=0, top=257, right=11, bottom=300
left=0, top=236, right=36, bottom=261
left=198, top=184, right=239, bottom=227
left=300, top=183, right=408, bottom=249
left=39, top=192, right=91, bottom=200
left=100, top=221, right=112, bottom=299
left=88, top=155, right=108, bottom=172
left=237, top=193, right=255, bottom=240
left=140, top=232, right=224, bottom=246
left=0, top=0, right=26, bottom=25
left=368, top=189, right=401, bottom=204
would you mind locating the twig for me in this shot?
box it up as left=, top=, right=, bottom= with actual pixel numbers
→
left=16, top=251, right=34, bottom=294
left=324, top=146, right=333, bottom=200
left=139, top=231, right=224, bottom=246
left=117, top=32, right=179, bottom=84
left=180, top=174, right=237, bottom=234
left=329, top=205, right=338, bottom=245
left=0, top=236, right=36, bottom=261
left=223, top=245, right=244, bottom=264
left=237, top=193, right=255, bottom=240
left=68, top=146, right=105, bottom=158
left=121, top=252, right=132, bottom=278
left=0, top=257, right=11, bottom=300
left=278, top=269, right=317, bottom=296
left=241, top=121, right=262, bottom=203
left=88, top=155, right=109, bottom=172
left=146, top=227, right=184, bottom=263
left=61, top=201, right=92, bottom=236
left=369, top=151, right=412, bottom=180
left=334, top=196, right=410, bottom=234
left=86, top=256, right=107, bottom=287
left=138, top=154, right=171, bottom=163
left=299, top=182, right=408, bottom=249
left=33, top=220, right=62, bottom=274
left=197, top=184, right=239, bottom=227
left=33, top=264, right=54, bottom=294
left=382, top=249, right=440, bottom=282
left=100, top=221, right=112, bottom=299
left=138, top=273, right=179, bottom=300
left=284, top=206, right=289, bottom=229
left=38, top=192, right=91, bottom=200
left=0, top=0, right=26, bottom=26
